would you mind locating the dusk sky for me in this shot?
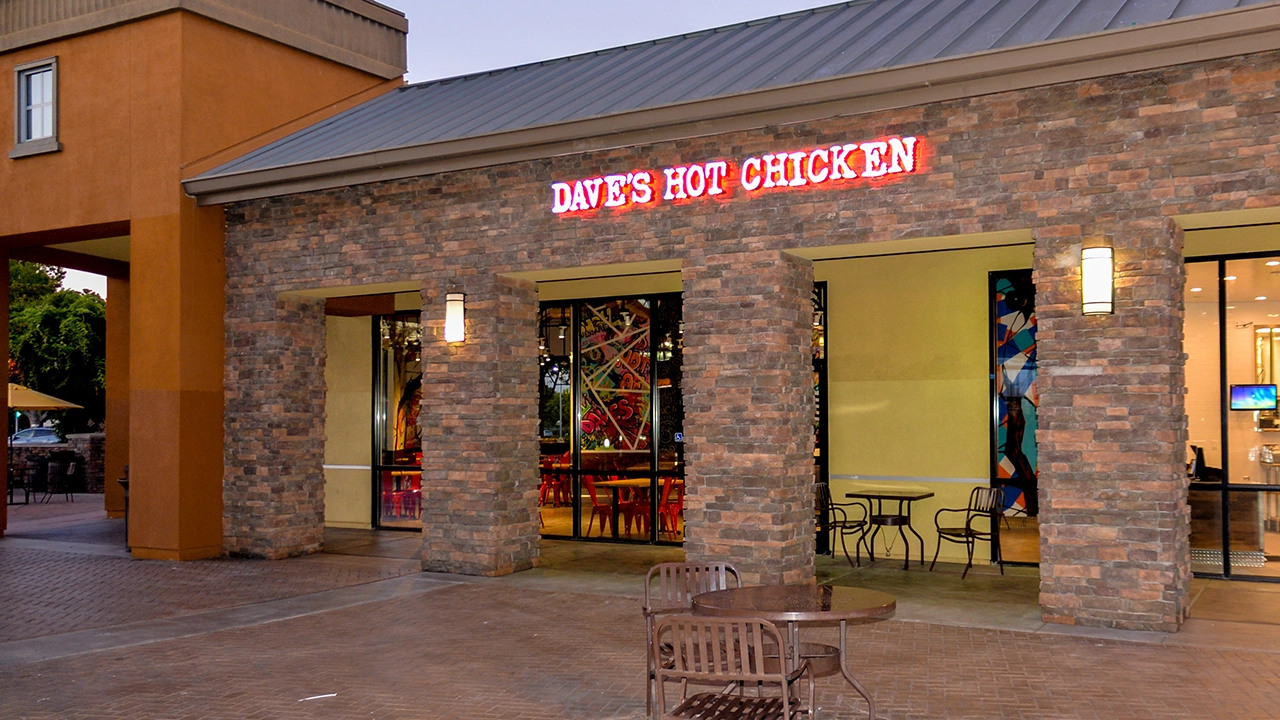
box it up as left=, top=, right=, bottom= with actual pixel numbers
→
left=395, top=0, right=836, bottom=82
left=67, top=1, right=837, bottom=297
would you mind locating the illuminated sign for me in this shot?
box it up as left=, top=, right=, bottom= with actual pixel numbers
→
left=550, top=135, right=921, bottom=215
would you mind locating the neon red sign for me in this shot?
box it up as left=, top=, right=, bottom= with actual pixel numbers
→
left=550, top=135, right=921, bottom=215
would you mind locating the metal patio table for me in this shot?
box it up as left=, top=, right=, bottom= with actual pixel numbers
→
left=846, top=487, right=935, bottom=570
left=692, top=584, right=896, bottom=719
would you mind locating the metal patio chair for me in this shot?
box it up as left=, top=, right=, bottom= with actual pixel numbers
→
left=652, top=615, right=813, bottom=720
left=644, top=562, right=742, bottom=718
left=816, top=482, right=870, bottom=568
left=930, top=486, right=1004, bottom=579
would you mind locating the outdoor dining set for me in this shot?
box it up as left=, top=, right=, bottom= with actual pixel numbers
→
left=643, top=561, right=895, bottom=720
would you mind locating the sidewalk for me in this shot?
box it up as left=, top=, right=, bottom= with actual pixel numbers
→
left=1, top=501, right=1279, bottom=719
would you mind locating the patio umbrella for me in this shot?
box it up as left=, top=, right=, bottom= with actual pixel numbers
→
left=9, top=383, right=82, bottom=411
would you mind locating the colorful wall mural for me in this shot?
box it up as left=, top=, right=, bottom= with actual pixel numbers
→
left=992, top=271, right=1038, bottom=516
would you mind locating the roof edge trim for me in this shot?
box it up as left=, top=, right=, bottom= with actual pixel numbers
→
left=185, top=3, right=1280, bottom=205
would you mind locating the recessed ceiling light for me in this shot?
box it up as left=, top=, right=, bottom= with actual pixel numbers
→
left=1258, top=296, right=1269, bottom=301
left=1268, top=261, right=1280, bottom=266
left=1190, top=287, right=1203, bottom=292
left=1228, top=305, right=1236, bottom=309
left=1226, top=276, right=1238, bottom=281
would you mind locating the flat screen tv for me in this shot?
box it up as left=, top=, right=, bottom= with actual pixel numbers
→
left=1229, top=384, right=1278, bottom=411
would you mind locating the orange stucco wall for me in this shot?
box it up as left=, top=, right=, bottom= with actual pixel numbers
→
left=0, top=11, right=398, bottom=557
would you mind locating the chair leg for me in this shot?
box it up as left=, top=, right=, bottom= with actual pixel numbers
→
left=962, top=537, right=975, bottom=579
left=929, top=537, right=943, bottom=571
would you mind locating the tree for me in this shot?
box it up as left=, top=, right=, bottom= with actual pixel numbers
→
left=9, top=261, right=64, bottom=307
left=8, top=262, right=106, bottom=435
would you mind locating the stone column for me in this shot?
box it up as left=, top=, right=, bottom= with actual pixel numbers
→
left=1035, top=218, right=1190, bottom=632
left=682, top=250, right=816, bottom=586
left=223, top=293, right=328, bottom=559
left=419, top=274, right=540, bottom=576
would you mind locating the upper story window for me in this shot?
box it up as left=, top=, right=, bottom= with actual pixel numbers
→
left=10, top=57, right=60, bottom=159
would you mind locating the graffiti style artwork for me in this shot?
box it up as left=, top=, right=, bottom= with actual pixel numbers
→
left=992, top=271, right=1038, bottom=517
left=579, top=300, right=652, bottom=452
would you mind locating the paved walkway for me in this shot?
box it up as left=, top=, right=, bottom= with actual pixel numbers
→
left=1, top=498, right=1279, bottom=719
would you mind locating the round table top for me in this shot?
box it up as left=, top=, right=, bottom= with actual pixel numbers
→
left=692, top=585, right=896, bottom=624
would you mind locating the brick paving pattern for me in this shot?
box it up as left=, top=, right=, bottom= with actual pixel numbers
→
left=0, top=545, right=415, bottom=642
left=2, top=581, right=1279, bottom=719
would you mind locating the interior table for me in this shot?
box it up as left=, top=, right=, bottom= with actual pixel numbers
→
left=692, top=584, right=896, bottom=719
left=593, top=477, right=683, bottom=537
left=846, top=487, right=935, bottom=570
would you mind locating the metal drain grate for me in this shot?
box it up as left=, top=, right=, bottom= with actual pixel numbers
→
left=1190, top=548, right=1268, bottom=568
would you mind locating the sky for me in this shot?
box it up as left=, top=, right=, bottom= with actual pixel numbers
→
left=62, top=0, right=837, bottom=299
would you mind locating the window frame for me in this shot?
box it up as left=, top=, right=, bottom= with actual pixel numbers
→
left=10, top=57, right=60, bottom=159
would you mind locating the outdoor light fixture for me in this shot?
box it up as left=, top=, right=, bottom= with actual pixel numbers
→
left=444, top=292, right=466, bottom=343
left=1081, top=245, right=1114, bottom=316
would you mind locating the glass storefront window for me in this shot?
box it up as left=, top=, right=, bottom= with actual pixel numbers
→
left=375, top=313, right=422, bottom=529
left=537, top=294, right=683, bottom=543
left=1187, top=257, right=1280, bottom=578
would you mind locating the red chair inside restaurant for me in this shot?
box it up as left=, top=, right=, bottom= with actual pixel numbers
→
left=658, top=476, right=683, bottom=540
left=583, top=475, right=612, bottom=536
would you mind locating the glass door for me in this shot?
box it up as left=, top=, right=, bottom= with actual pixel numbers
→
left=538, top=294, right=683, bottom=543
left=373, top=313, right=423, bottom=529
left=1187, top=257, right=1280, bottom=579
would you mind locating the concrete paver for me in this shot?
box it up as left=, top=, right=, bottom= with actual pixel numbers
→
left=2, top=504, right=1280, bottom=718
left=3, top=580, right=1280, bottom=719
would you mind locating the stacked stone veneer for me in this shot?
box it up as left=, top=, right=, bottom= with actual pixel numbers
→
left=1035, top=219, right=1191, bottom=631
left=223, top=295, right=328, bottom=559
left=683, top=251, right=816, bottom=585
left=223, top=52, right=1280, bottom=627
left=419, top=276, right=541, bottom=576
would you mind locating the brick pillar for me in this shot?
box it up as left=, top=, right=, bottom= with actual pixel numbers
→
left=223, top=294, right=328, bottom=559
left=1035, top=218, right=1190, bottom=632
left=419, top=274, right=540, bottom=576
left=682, top=250, right=815, bottom=586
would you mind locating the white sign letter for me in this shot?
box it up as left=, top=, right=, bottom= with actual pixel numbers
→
left=685, top=164, right=707, bottom=198
left=740, top=157, right=762, bottom=191
left=663, top=166, right=688, bottom=200
left=887, top=136, right=917, bottom=174
left=630, top=171, right=654, bottom=204
left=551, top=182, right=573, bottom=213
left=761, top=154, right=788, bottom=188
left=860, top=141, right=889, bottom=178
left=830, top=144, right=858, bottom=180
left=787, top=152, right=808, bottom=187
left=805, top=149, right=830, bottom=184
left=603, top=175, right=629, bottom=207
left=704, top=161, right=729, bottom=195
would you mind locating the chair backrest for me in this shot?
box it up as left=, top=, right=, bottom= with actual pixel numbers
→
left=645, top=561, right=741, bottom=615
left=814, top=482, right=831, bottom=531
left=970, top=486, right=1001, bottom=515
left=582, top=475, right=607, bottom=508
left=653, top=615, right=793, bottom=715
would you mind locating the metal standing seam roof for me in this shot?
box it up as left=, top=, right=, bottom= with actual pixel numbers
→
left=196, top=0, right=1276, bottom=181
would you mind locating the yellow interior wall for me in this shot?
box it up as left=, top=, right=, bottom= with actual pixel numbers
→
left=816, top=244, right=1033, bottom=564
left=324, top=315, right=373, bottom=528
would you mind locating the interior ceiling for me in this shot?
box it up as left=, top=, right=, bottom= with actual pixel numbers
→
left=48, top=235, right=130, bottom=262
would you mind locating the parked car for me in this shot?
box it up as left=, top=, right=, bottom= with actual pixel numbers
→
left=9, top=428, right=62, bottom=445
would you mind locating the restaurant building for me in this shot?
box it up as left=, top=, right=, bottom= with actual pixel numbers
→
left=183, top=0, right=1280, bottom=633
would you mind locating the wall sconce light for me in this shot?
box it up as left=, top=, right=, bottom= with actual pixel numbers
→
left=444, top=292, right=466, bottom=343
left=1081, top=245, right=1114, bottom=316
